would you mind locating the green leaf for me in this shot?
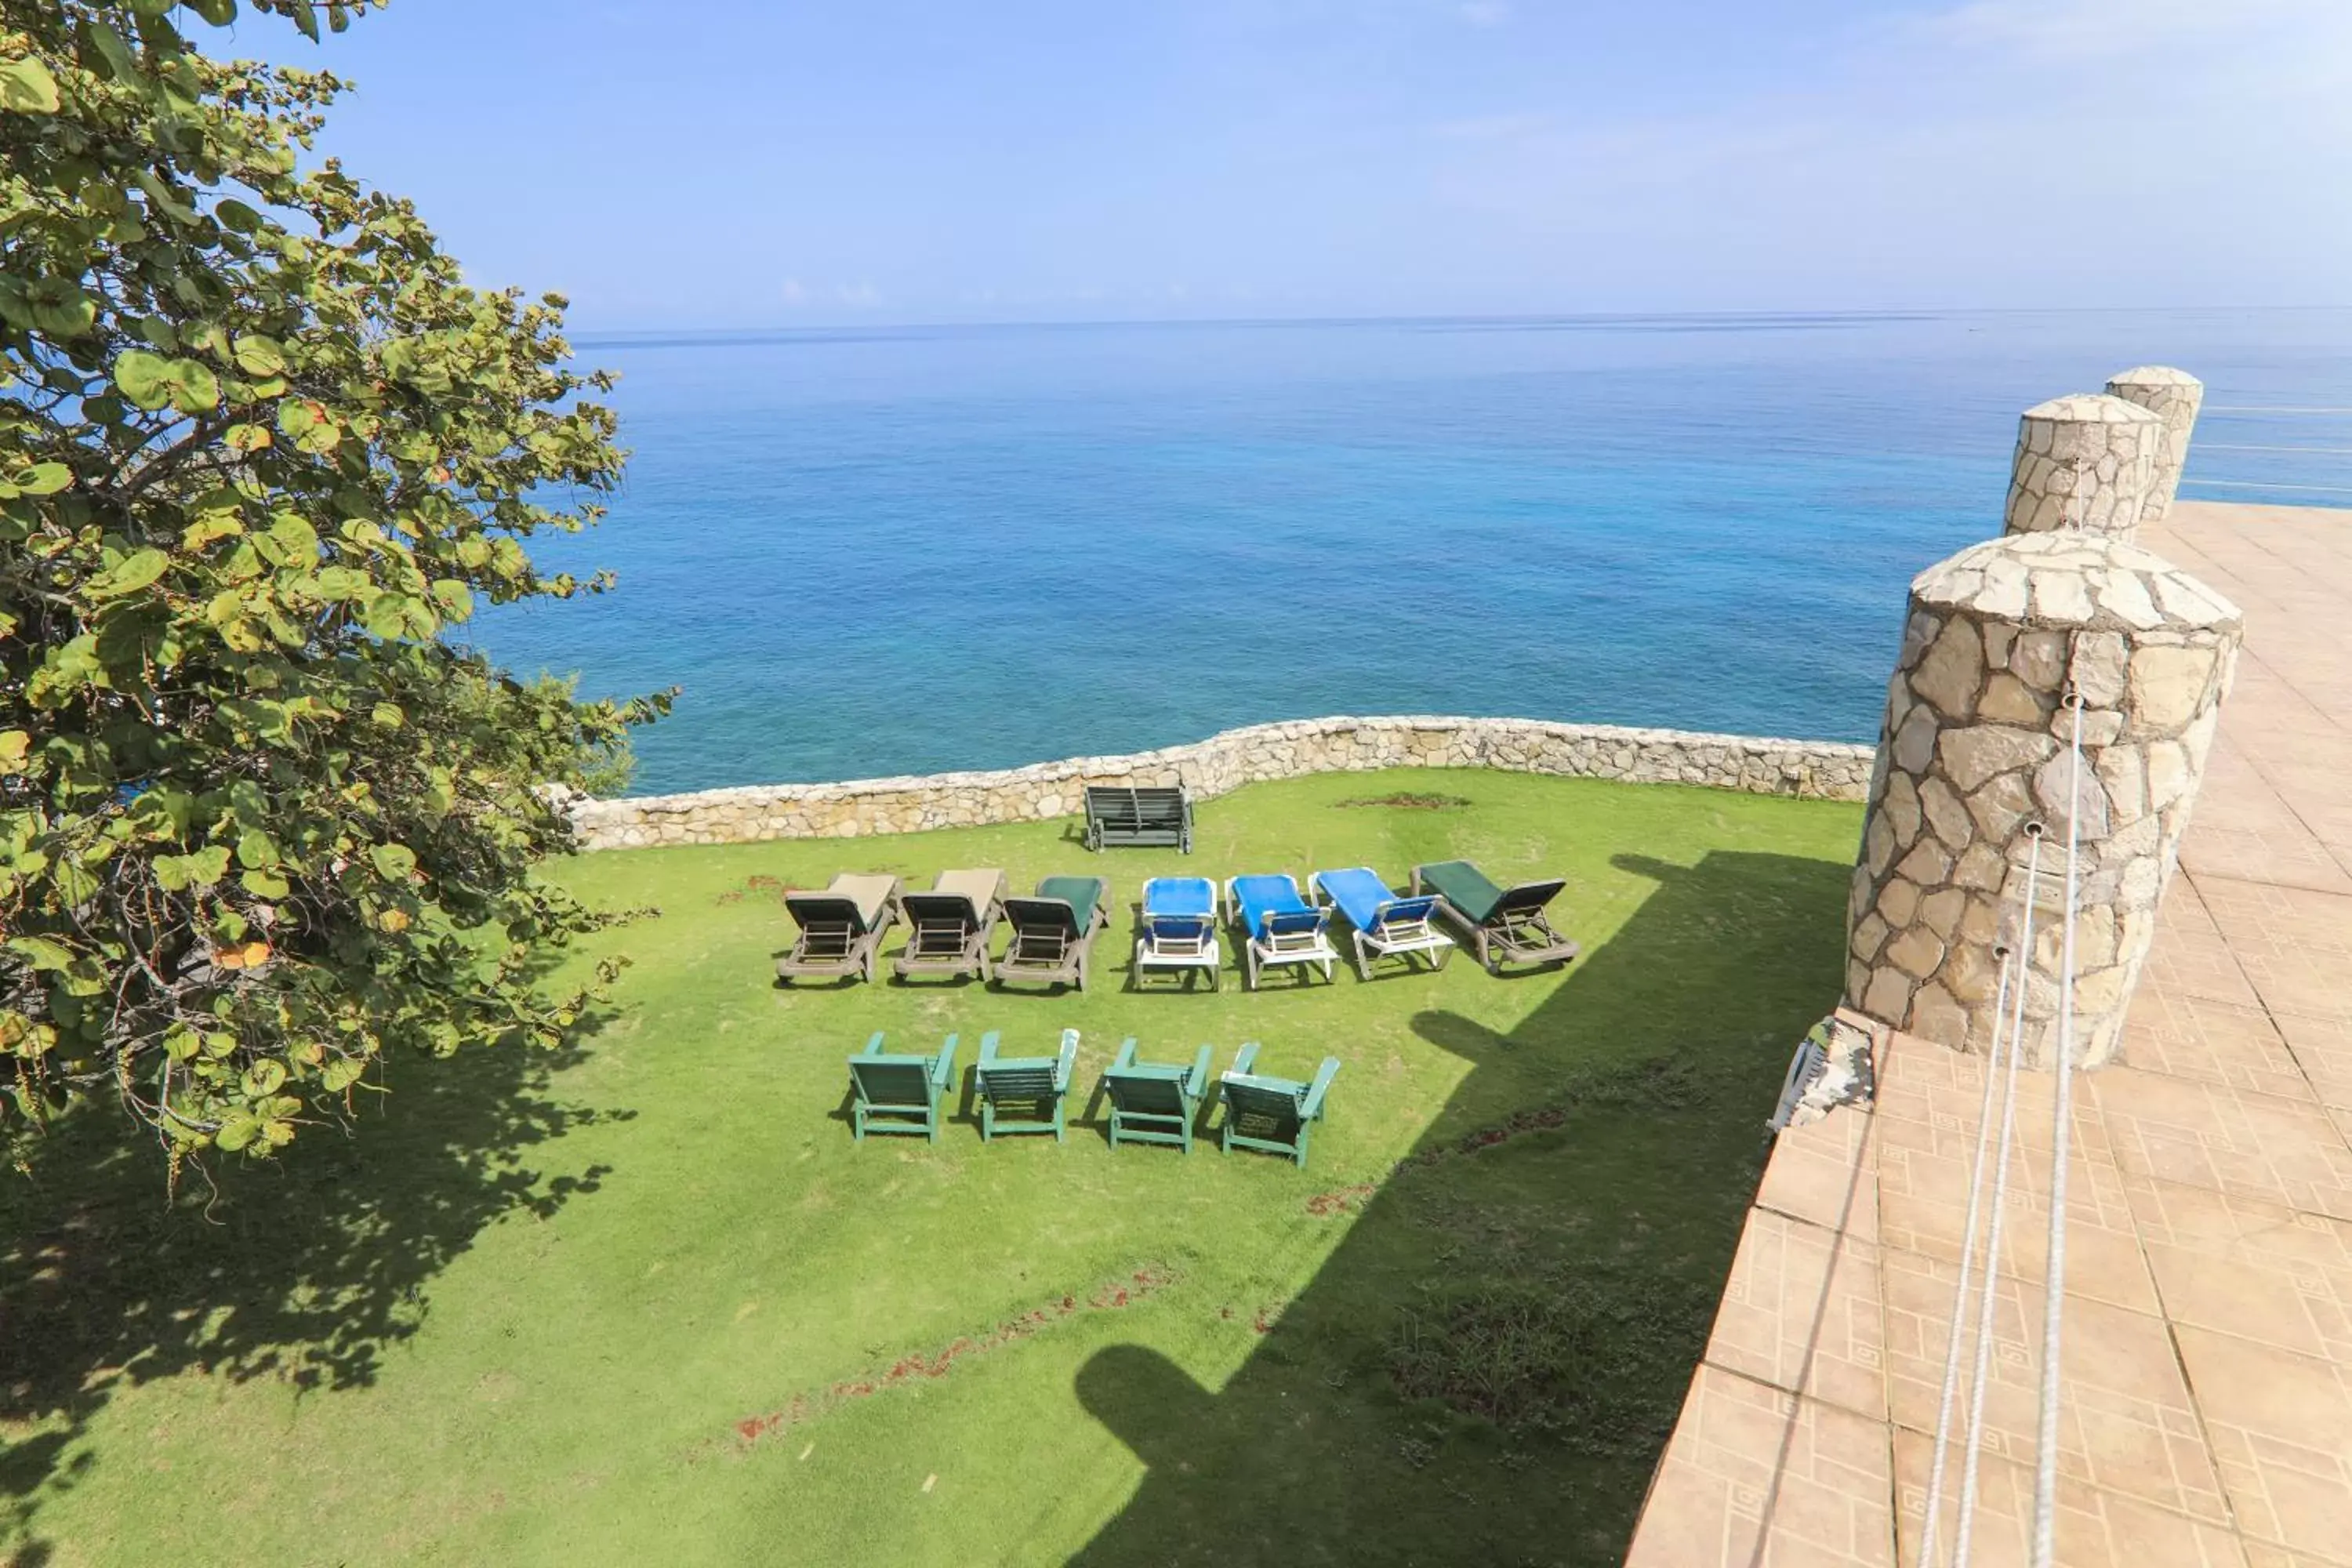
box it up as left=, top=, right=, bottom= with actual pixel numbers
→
left=167, top=358, right=221, bottom=416
left=235, top=830, right=280, bottom=869
left=242, top=1061, right=287, bottom=1097
left=321, top=1057, right=367, bottom=1092
left=240, top=866, right=289, bottom=899
left=234, top=336, right=288, bottom=376
left=215, top=1112, right=260, bottom=1152
left=187, top=0, right=238, bottom=24
left=0, top=57, right=62, bottom=115
left=6, top=935, right=75, bottom=972
left=187, top=844, right=231, bottom=886
left=368, top=843, right=417, bottom=880
left=113, top=349, right=176, bottom=411
left=53, top=857, right=100, bottom=908
left=0, top=732, right=27, bottom=771
left=4, top=463, right=72, bottom=496
left=86, top=548, right=170, bottom=600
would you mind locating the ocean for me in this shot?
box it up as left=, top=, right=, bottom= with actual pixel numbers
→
left=477, top=309, right=2352, bottom=796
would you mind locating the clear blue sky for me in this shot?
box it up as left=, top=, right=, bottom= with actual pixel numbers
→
left=243, top=0, right=2352, bottom=328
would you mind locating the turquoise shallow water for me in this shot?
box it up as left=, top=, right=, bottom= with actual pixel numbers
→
left=478, top=310, right=2352, bottom=795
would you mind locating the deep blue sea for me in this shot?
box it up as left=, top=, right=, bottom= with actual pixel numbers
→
left=477, top=309, right=2352, bottom=796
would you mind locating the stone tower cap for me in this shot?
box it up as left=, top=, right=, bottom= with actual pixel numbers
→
left=1911, top=531, right=2243, bottom=632
left=2107, top=365, right=2202, bottom=389
left=2021, top=392, right=2164, bottom=425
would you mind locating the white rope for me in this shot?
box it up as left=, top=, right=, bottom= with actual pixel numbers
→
left=1916, top=944, right=2017, bottom=1568
left=1954, top=825, right=2046, bottom=1568
left=2031, top=693, right=2088, bottom=1565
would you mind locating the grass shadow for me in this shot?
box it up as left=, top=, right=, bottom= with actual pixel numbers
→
left=0, top=1034, right=617, bottom=1561
left=1070, top=848, right=1850, bottom=1565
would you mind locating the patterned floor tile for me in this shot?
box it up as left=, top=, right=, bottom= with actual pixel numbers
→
left=1623, top=1366, right=1895, bottom=1568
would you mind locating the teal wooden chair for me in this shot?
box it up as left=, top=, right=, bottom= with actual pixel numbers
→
left=1099, top=1038, right=1214, bottom=1155
left=846, top=1030, right=958, bottom=1143
left=974, top=1028, right=1081, bottom=1142
left=1215, top=1043, right=1341, bottom=1167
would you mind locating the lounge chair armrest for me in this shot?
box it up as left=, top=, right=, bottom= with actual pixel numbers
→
left=1182, top=1044, right=1213, bottom=1096
left=1300, top=1057, right=1342, bottom=1121
left=858, top=1030, right=888, bottom=1059
left=1112, top=1037, right=1139, bottom=1071
left=978, top=1029, right=1002, bottom=1067
left=1054, top=1028, right=1080, bottom=1089
left=931, top=1033, right=960, bottom=1088
left=1228, top=1040, right=1261, bottom=1078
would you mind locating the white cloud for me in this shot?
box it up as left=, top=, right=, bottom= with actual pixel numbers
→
left=833, top=281, right=882, bottom=307
left=778, top=278, right=807, bottom=305
left=1457, top=1, right=1509, bottom=26
left=1413, top=0, right=2352, bottom=307
left=1923, top=0, right=2349, bottom=61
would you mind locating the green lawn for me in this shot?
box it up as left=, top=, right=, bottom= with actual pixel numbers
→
left=2, top=769, right=1860, bottom=1566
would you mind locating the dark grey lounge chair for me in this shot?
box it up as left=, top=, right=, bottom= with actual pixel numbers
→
left=776, top=873, right=901, bottom=985
left=993, top=875, right=1109, bottom=993
left=1083, top=785, right=1192, bottom=853
left=1410, top=859, right=1580, bottom=974
left=892, top=868, right=1006, bottom=982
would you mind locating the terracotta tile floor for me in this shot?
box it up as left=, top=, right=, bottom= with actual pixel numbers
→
left=1628, top=503, right=2352, bottom=1566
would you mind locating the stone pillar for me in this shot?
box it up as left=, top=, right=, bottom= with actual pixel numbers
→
left=2003, top=394, right=2164, bottom=539
left=1844, top=532, right=2242, bottom=1069
left=2104, top=366, right=2204, bottom=524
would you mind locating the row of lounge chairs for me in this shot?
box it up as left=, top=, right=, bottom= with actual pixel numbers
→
left=846, top=1029, right=1341, bottom=1166
left=776, top=859, right=1578, bottom=990
left=775, top=871, right=1108, bottom=989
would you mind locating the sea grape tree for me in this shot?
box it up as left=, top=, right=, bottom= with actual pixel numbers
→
left=0, top=0, right=663, bottom=1178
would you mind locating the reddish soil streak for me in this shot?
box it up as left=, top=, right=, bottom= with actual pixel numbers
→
left=731, top=1265, right=1178, bottom=1447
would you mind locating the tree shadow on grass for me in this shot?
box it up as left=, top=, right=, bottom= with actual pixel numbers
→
left=1072, top=850, right=1851, bottom=1566
left=0, top=1025, right=624, bottom=1563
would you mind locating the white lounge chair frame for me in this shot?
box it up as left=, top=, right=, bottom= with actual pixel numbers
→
left=1133, top=877, right=1222, bottom=989
left=1225, top=875, right=1339, bottom=989
left=1310, top=869, right=1455, bottom=981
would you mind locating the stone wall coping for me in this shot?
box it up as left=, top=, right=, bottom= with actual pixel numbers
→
left=2107, top=365, right=2201, bottom=389
left=2022, top=392, right=2164, bottom=424
left=566, top=714, right=1878, bottom=849
left=1911, top=532, right=2245, bottom=630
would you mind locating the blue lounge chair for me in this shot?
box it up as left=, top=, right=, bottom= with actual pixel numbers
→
left=973, top=1028, right=1080, bottom=1142
left=1133, top=877, right=1221, bottom=989
left=1225, top=873, right=1338, bottom=989
left=1216, top=1042, right=1341, bottom=1167
left=846, top=1030, right=958, bottom=1143
left=1100, top=1039, right=1214, bottom=1153
left=1311, top=867, right=1454, bottom=980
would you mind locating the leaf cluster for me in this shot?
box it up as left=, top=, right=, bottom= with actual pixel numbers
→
left=1, top=2, right=667, bottom=1177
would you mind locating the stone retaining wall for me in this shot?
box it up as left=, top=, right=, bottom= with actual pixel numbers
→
left=567, top=715, right=1877, bottom=851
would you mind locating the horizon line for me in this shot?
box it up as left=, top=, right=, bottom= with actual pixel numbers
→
left=567, top=302, right=2352, bottom=347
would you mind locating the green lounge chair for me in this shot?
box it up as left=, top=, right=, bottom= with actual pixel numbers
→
left=846, top=1030, right=958, bottom=1143
left=1216, top=1043, right=1340, bottom=1168
left=894, top=868, right=1007, bottom=982
left=993, top=875, right=1109, bottom=992
left=1410, top=859, right=1581, bottom=974
left=777, top=873, right=902, bottom=985
left=1100, top=1039, right=1214, bottom=1154
left=974, top=1028, right=1081, bottom=1142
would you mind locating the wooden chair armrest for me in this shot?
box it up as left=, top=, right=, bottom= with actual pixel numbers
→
left=1300, top=1057, right=1342, bottom=1121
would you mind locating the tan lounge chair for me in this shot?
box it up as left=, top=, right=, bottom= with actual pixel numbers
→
left=775, top=873, right=902, bottom=985
left=893, top=868, right=1007, bottom=982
